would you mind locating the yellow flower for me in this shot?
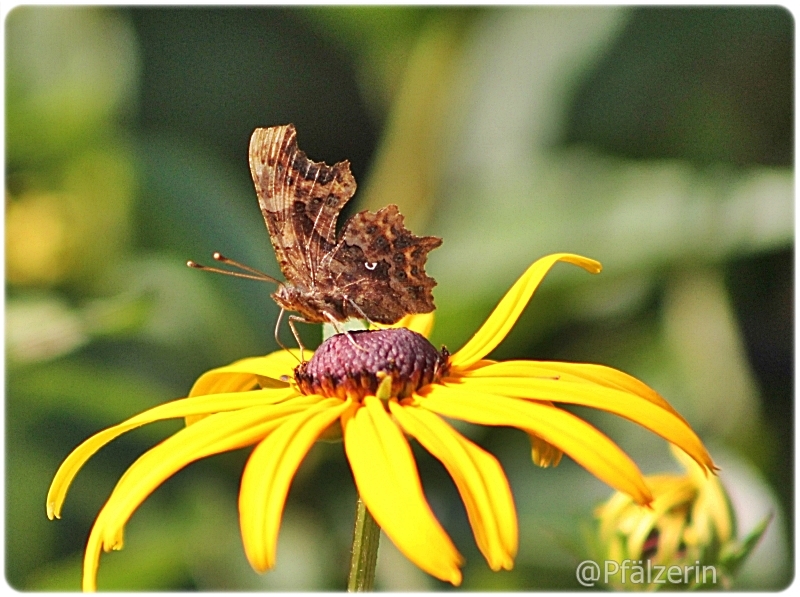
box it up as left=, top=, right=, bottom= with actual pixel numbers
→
left=592, top=445, right=760, bottom=590
left=47, top=253, right=715, bottom=590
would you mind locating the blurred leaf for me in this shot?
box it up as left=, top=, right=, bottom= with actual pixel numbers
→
left=719, top=513, right=772, bottom=581
left=359, top=10, right=476, bottom=233
left=6, top=296, right=89, bottom=365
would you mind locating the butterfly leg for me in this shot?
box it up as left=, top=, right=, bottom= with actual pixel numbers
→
left=273, top=309, right=301, bottom=363
left=287, top=315, right=311, bottom=362
left=344, top=296, right=375, bottom=329
left=322, top=311, right=369, bottom=353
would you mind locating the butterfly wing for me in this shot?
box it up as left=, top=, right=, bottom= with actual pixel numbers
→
left=248, top=125, right=356, bottom=288
left=249, top=125, right=441, bottom=325
left=325, top=205, right=442, bottom=324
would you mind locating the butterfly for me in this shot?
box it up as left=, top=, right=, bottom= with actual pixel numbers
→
left=190, top=124, right=441, bottom=357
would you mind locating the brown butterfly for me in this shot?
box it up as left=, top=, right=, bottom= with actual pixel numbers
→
left=190, top=124, right=441, bottom=357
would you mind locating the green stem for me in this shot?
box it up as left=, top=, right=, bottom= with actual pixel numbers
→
left=347, top=494, right=381, bottom=591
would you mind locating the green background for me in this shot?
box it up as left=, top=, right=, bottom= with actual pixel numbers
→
left=6, top=6, right=793, bottom=590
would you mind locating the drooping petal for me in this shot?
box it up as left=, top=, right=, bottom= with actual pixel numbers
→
left=239, top=397, right=350, bottom=572
left=450, top=254, right=602, bottom=369
left=94, top=396, right=326, bottom=550
left=390, top=402, right=518, bottom=571
left=189, top=350, right=302, bottom=397
left=528, top=433, right=563, bottom=467
left=417, top=385, right=652, bottom=505
left=445, top=375, right=715, bottom=473
left=46, top=386, right=299, bottom=519
left=342, top=396, right=464, bottom=585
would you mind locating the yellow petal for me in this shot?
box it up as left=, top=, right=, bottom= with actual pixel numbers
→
left=47, top=386, right=299, bottom=520
left=528, top=433, right=563, bottom=467
left=374, top=312, right=434, bottom=337
left=595, top=473, right=693, bottom=554
left=448, top=375, right=715, bottom=473
left=627, top=478, right=695, bottom=560
left=465, top=360, right=690, bottom=425
left=653, top=511, right=686, bottom=563
left=417, top=385, right=652, bottom=504
left=691, top=478, right=732, bottom=546
left=189, top=350, right=301, bottom=397
left=596, top=491, right=639, bottom=543
left=450, top=254, right=602, bottom=369
left=82, top=502, right=127, bottom=591
left=390, top=402, right=518, bottom=571
left=82, top=524, right=103, bottom=591
left=95, top=396, right=325, bottom=550
left=342, top=396, right=464, bottom=585
left=239, top=398, right=350, bottom=572
left=628, top=478, right=695, bottom=558
left=397, top=312, right=435, bottom=337
left=675, top=443, right=732, bottom=544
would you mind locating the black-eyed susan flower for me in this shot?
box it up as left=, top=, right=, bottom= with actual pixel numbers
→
left=591, top=445, right=767, bottom=590
left=47, top=253, right=715, bottom=591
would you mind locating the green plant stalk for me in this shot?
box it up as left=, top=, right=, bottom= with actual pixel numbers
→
left=347, top=495, right=381, bottom=591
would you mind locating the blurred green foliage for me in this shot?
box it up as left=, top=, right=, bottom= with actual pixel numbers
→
left=5, top=5, right=793, bottom=591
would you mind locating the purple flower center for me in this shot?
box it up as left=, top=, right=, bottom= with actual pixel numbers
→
left=294, top=328, right=449, bottom=400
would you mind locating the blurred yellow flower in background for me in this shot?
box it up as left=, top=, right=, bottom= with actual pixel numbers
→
left=591, top=444, right=769, bottom=590
left=6, top=192, right=71, bottom=286
left=47, top=253, right=715, bottom=591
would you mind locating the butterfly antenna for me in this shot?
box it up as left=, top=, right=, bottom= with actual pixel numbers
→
left=187, top=252, right=283, bottom=286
